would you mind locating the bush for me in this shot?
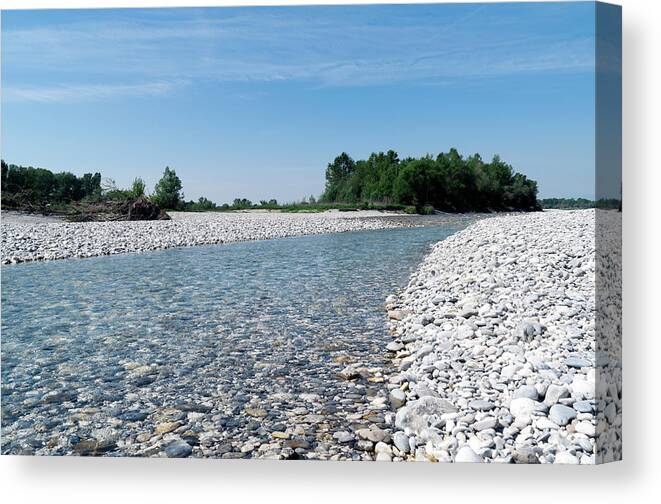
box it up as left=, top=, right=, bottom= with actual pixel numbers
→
left=152, top=167, right=183, bottom=210
left=130, top=178, right=146, bottom=198
left=183, top=197, right=217, bottom=211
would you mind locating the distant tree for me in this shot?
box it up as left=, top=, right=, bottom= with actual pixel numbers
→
left=324, top=152, right=356, bottom=201
left=25, top=167, right=57, bottom=202
left=540, top=198, right=596, bottom=209
left=102, top=177, right=118, bottom=193
left=152, top=167, right=183, bottom=210
left=130, top=177, right=146, bottom=198
left=321, top=148, right=539, bottom=213
left=268, top=199, right=278, bottom=206
left=81, top=173, right=102, bottom=199
left=232, top=198, right=252, bottom=209
left=1, top=160, right=8, bottom=189
left=183, top=196, right=216, bottom=211
left=53, top=172, right=83, bottom=202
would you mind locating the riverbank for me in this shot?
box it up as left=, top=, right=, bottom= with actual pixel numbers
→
left=0, top=210, right=438, bottom=264
left=382, top=210, right=601, bottom=463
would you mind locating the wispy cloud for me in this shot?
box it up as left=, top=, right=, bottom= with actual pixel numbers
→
left=3, top=80, right=188, bottom=103
left=1, top=3, right=596, bottom=101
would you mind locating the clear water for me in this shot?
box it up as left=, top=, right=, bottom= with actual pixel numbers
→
left=1, top=222, right=467, bottom=456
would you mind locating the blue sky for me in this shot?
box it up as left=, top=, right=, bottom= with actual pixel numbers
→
left=2, top=2, right=598, bottom=202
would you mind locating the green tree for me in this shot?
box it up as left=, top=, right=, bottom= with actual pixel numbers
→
left=130, top=177, right=146, bottom=198
left=152, top=167, right=183, bottom=209
left=53, top=172, right=83, bottom=202
left=232, top=198, right=252, bottom=209
left=1, top=160, right=8, bottom=189
left=323, top=152, right=356, bottom=201
left=80, top=173, right=102, bottom=199
left=321, top=148, right=539, bottom=213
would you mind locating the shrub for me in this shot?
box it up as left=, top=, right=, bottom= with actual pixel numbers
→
left=152, top=167, right=183, bottom=210
left=130, top=178, right=146, bottom=198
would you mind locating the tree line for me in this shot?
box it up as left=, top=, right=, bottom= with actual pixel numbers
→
left=322, top=149, right=540, bottom=212
left=540, top=197, right=621, bottom=210
left=2, top=150, right=543, bottom=215
left=2, top=160, right=103, bottom=204
left=1, top=160, right=192, bottom=211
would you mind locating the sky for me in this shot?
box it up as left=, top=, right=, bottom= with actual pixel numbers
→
left=1, top=2, right=599, bottom=203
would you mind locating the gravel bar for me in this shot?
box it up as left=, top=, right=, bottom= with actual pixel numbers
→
left=1, top=211, right=421, bottom=264
left=379, top=210, right=617, bottom=464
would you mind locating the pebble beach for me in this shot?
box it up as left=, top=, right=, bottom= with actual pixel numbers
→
left=1, top=210, right=421, bottom=264
left=379, top=209, right=620, bottom=463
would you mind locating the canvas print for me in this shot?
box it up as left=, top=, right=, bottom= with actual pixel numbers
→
left=0, top=2, right=621, bottom=464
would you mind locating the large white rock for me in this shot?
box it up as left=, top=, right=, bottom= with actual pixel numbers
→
left=395, top=396, right=457, bottom=437
left=454, top=445, right=484, bottom=463
left=509, top=398, right=540, bottom=419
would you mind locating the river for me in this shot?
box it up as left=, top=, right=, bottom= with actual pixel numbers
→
left=1, top=218, right=471, bottom=458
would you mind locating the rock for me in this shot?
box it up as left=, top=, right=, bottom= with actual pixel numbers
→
left=469, top=399, right=495, bottom=411
left=386, top=341, right=404, bottom=352
left=338, top=366, right=360, bottom=380
left=73, top=439, right=116, bottom=456
left=512, top=445, right=540, bottom=464
left=244, top=407, right=268, bottom=418
left=549, top=404, right=577, bottom=426
left=332, top=431, right=354, bottom=443
left=355, top=440, right=374, bottom=452
left=164, top=440, right=193, bottom=458
left=389, top=389, right=406, bottom=409
left=573, top=400, right=595, bottom=413
left=285, top=439, right=310, bottom=450
left=604, top=402, right=617, bottom=423
left=412, top=384, right=438, bottom=398
left=117, top=410, right=150, bottom=422
left=575, top=420, right=596, bottom=436
left=271, top=431, right=289, bottom=439
left=374, top=442, right=392, bottom=455
left=417, top=345, right=433, bottom=358
left=155, top=421, right=182, bottom=434
left=513, top=385, right=538, bottom=401
left=356, top=428, right=387, bottom=443
left=388, top=310, right=408, bottom=321
left=535, top=417, right=559, bottom=430
left=571, top=376, right=595, bottom=400
left=474, top=417, right=497, bottom=431
left=565, top=356, right=592, bottom=369
left=395, top=396, right=458, bottom=435
left=454, top=445, right=483, bottom=463
left=509, top=398, right=539, bottom=419
left=554, top=451, right=580, bottom=464
left=544, top=384, right=569, bottom=405
left=517, top=321, right=541, bottom=341
left=393, top=432, right=410, bottom=454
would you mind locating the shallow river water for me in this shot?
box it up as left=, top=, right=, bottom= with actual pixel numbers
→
left=1, top=218, right=471, bottom=458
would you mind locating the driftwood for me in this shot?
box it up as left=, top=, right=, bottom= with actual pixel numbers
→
left=61, top=197, right=171, bottom=222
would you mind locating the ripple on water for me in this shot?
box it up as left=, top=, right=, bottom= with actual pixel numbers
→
left=1, top=218, right=471, bottom=458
